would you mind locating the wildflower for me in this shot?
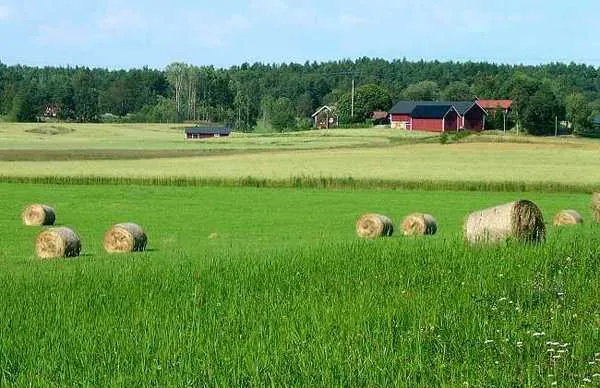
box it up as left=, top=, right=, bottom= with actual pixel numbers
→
left=516, top=342, right=523, bottom=347
left=592, top=373, right=600, bottom=378
left=547, top=349, right=556, bottom=353
left=484, top=340, right=494, bottom=344
left=553, top=355, right=561, bottom=360
left=589, top=361, right=596, bottom=365
left=583, top=378, right=592, bottom=383
left=498, top=297, right=508, bottom=302
left=533, top=332, right=545, bottom=337
left=559, top=343, right=570, bottom=348
left=551, top=382, right=557, bottom=386
left=557, top=349, right=568, bottom=354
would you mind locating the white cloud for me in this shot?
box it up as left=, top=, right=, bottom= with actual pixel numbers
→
left=37, top=24, right=90, bottom=44
left=98, top=8, right=145, bottom=34
left=193, top=14, right=251, bottom=48
left=0, top=5, right=10, bottom=21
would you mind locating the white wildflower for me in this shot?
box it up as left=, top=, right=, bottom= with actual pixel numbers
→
left=498, top=297, right=508, bottom=302
left=583, top=378, right=592, bottom=383
left=484, top=339, right=494, bottom=344
left=533, top=332, right=545, bottom=337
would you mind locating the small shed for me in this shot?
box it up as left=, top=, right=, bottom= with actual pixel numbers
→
left=311, top=106, right=338, bottom=129
left=370, top=111, right=390, bottom=125
left=185, top=127, right=231, bottom=140
left=593, top=115, right=600, bottom=129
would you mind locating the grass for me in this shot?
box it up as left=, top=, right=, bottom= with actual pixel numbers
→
left=1, top=183, right=600, bottom=385
left=1, top=143, right=600, bottom=187
left=0, top=123, right=430, bottom=151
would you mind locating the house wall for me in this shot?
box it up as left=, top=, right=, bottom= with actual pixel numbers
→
left=445, top=111, right=459, bottom=132
left=463, top=108, right=485, bottom=130
left=412, top=118, right=443, bottom=132
left=391, top=114, right=411, bottom=121
left=315, top=111, right=337, bottom=129
left=186, top=133, right=229, bottom=139
left=390, top=114, right=411, bottom=129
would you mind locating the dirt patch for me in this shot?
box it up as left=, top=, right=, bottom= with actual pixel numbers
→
left=25, top=126, right=76, bottom=136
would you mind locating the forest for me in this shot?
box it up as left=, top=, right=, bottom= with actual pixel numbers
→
left=1, top=58, right=600, bottom=135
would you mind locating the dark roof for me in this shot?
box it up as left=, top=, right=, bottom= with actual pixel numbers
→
left=389, top=101, right=419, bottom=114
left=389, top=100, right=485, bottom=116
left=185, top=127, right=231, bottom=135
left=411, top=104, right=455, bottom=119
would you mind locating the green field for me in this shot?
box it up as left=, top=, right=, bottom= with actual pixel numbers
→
left=2, top=123, right=600, bottom=385
left=1, top=124, right=599, bottom=189
left=1, top=184, right=600, bottom=386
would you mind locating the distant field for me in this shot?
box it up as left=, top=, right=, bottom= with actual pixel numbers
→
left=1, top=124, right=599, bottom=190
left=1, top=184, right=599, bottom=385
left=0, top=123, right=431, bottom=151
left=1, top=142, right=600, bottom=189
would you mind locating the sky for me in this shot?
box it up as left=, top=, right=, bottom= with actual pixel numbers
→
left=0, top=0, right=599, bottom=69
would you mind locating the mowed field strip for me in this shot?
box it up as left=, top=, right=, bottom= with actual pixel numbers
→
left=1, top=184, right=600, bottom=385
left=2, top=142, right=600, bottom=185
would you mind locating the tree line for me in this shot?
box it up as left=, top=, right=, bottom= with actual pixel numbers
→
left=1, top=58, right=600, bottom=135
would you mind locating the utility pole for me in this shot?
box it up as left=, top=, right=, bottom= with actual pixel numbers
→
left=555, top=115, right=558, bottom=137
left=503, top=110, right=506, bottom=134
left=351, top=78, right=355, bottom=119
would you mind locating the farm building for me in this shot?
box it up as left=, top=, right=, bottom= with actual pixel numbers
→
left=476, top=99, right=513, bottom=131
left=370, top=111, right=390, bottom=125
left=476, top=99, right=512, bottom=114
left=389, top=100, right=487, bottom=132
left=312, top=106, right=338, bottom=129
left=185, top=127, right=231, bottom=140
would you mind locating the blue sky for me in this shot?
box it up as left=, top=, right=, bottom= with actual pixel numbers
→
left=0, top=0, right=599, bottom=69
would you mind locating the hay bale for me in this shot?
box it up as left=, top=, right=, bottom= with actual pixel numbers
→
left=103, top=223, right=147, bottom=253
left=464, top=200, right=546, bottom=244
left=401, top=213, right=438, bottom=236
left=593, top=193, right=600, bottom=223
left=356, top=213, right=394, bottom=239
left=553, top=210, right=583, bottom=227
left=22, top=204, right=55, bottom=226
left=35, top=227, right=81, bottom=259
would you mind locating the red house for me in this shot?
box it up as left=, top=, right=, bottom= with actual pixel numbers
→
left=389, top=100, right=487, bottom=132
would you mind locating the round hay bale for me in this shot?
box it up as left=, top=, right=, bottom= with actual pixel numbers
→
left=104, top=223, right=147, bottom=253
left=553, top=210, right=583, bottom=227
left=35, top=227, right=81, bottom=259
left=401, top=213, right=437, bottom=236
left=22, top=204, right=55, bottom=226
left=356, top=213, right=394, bottom=239
left=464, top=200, right=546, bottom=244
left=592, top=192, right=600, bottom=223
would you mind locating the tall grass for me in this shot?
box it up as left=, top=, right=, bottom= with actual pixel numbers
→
left=1, top=174, right=598, bottom=193
left=1, top=184, right=598, bottom=385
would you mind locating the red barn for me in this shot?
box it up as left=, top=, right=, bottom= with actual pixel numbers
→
left=390, top=100, right=487, bottom=132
